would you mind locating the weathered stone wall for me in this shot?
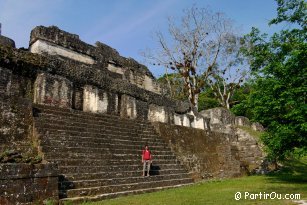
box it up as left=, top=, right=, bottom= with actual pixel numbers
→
left=30, top=39, right=95, bottom=65
left=152, top=122, right=242, bottom=180
left=30, top=26, right=166, bottom=95
left=233, top=128, right=264, bottom=171
left=0, top=42, right=191, bottom=123
left=0, top=36, right=15, bottom=48
left=120, top=94, right=137, bottom=119
left=0, top=52, right=59, bottom=203
left=152, top=120, right=264, bottom=180
left=200, top=107, right=235, bottom=126
left=83, top=85, right=109, bottom=114
left=199, top=107, right=265, bottom=173
left=0, top=163, right=58, bottom=205
left=0, top=68, right=12, bottom=95
left=0, top=67, right=34, bottom=100
left=34, top=73, right=73, bottom=109
left=199, top=107, right=264, bottom=132
left=1, top=26, right=205, bottom=128
left=0, top=97, right=33, bottom=153
left=148, top=104, right=169, bottom=123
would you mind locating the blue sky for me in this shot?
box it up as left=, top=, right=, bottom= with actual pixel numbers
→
left=0, top=0, right=282, bottom=77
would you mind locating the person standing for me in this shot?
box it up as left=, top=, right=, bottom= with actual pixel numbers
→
left=142, top=145, right=152, bottom=177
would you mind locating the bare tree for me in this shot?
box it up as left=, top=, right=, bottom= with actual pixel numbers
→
left=143, top=6, right=244, bottom=111
left=207, top=35, right=249, bottom=109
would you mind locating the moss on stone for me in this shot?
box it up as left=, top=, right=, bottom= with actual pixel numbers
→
left=236, top=125, right=263, bottom=139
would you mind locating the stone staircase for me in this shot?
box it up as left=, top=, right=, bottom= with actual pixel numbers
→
left=33, top=104, right=193, bottom=203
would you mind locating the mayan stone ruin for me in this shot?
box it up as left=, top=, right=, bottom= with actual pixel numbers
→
left=0, top=26, right=264, bottom=204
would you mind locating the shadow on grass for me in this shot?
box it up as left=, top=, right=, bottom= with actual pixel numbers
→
left=266, top=156, right=307, bottom=184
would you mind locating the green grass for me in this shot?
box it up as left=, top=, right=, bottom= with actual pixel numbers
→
left=237, top=125, right=263, bottom=139
left=81, top=157, right=306, bottom=205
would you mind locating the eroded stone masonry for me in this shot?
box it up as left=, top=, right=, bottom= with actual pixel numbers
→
left=0, top=26, right=264, bottom=204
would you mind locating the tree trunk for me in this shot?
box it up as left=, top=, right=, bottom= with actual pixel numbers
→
left=194, top=93, right=199, bottom=111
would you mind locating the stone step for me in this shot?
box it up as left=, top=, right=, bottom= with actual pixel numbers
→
left=46, top=157, right=179, bottom=167
left=40, top=139, right=170, bottom=151
left=32, top=104, right=194, bottom=201
left=55, top=160, right=181, bottom=167
left=35, top=121, right=156, bottom=138
left=106, top=158, right=179, bottom=165
left=44, top=133, right=162, bottom=144
left=35, top=117, right=155, bottom=136
left=35, top=123, right=163, bottom=141
left=45, top=152, right=176, bottom=161
left=40, top=139, right=173, bottom=154
left=40, top=146, right=174, bottom=156
left=38, top=134, right=168, bottom=147
left=36, top=113, right=156, bottom=133
left=37, top=131, right=167, bottom=146
left=34, top=104, right=152, bottom=128
left=34, top=104, right=134, bottom=121
left=59, top=164, right=185, bottom=175
left=59, top=183, right=193, bottom=204
left=61, top=168, right=188, bottom=181
left=35, top=113, right=155, bottom=133
left=61, top=178, right=193, bottom=198
left=60, top=173, right=191, bottom=190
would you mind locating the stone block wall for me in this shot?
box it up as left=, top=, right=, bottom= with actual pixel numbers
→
left=173, top=112, right=209, bottom=130
left=83, top=85, right=109, bottom=113
left=0, top=68, right=12, bottom=95
left=152, top=122, right=242, bottom=180
left=233, top=128, right=264, bottom=172
left=200, top=107, right=264, bottom=132
left=1, top=26, right=197, bottom=129
left=200, top=107, right=235, bottom=125
left=0, top=36, right=15, bottom=48
left=235, top=116, right=251, bottom=127
left=30, top=39, right=95, bottom=65
left=0, top=56, right=58, bottom=204
left=0, top=163, right=58, bottom=205
left=0, top=97, right=33, bottom=154
left=194, top=116, right=206, bottom=129
left=0, top=67, right=34, bottom=99
left=135, top=99, right=149, bottom=120
left=152, top=122, right=265, bottom=179
left=21, top=26, right=199, bottom=126
left=199, top=108, right=265, bottom=173
left=126, top=70, right=163, bottom=95
left=148, top=104, right=168, bottom=123
left=251, top=122, right=265, bottom=131
left=34, top=73, right=73, bottom=109
left=30, top=26, right=165, bottom=96
left=120, top=94, right=137, bottom=119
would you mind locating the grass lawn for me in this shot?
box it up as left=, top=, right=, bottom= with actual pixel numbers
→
left=82, top=157, right=307, bottom=205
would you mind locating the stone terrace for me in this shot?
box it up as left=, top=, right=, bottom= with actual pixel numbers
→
left=33, top=104, right=193, bottom=203
left=0, top=26, right=264, bottom=204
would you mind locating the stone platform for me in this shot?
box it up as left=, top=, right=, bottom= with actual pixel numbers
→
left=33, top=104, right=193, bottom=203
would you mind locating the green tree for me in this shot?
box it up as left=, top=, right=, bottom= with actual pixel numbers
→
left=157, top=73, right=188, bottom=101
left=230, top=81, right=254, bottom=118
left=198, top=89, right=220, bottom=111
left=243, top=0, right=307, bottom=160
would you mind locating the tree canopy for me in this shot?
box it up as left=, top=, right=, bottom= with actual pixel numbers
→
left=241, top=0, right=306, bottom=160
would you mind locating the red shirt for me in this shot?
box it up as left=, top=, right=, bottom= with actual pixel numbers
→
left=142, top=149, right=151, bottom=160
